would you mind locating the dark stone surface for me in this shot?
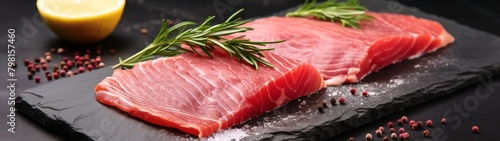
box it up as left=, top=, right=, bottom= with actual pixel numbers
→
left=15, top=0, right=500, bottom=141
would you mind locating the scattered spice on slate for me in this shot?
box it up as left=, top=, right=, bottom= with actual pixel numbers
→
left=472, top=126, right=479, bottom=133
left=387, top=122, right=394, bottom=128
left=339, top=96, right=346, bottom=104
left=423, top=130, right=430, bottom=137
left=365, top=133, right=372, bottom=140
left=350, top=88, right=356, bottom=95
left=426, top=120, right=433, bottom=127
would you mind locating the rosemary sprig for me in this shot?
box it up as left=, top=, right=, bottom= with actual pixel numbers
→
left=286, top=0, right=373, bottom=28
left=113, top=9, right=283, bottom=70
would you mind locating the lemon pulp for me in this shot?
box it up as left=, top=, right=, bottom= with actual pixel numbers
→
left=37, top=0, right=126, bottom=44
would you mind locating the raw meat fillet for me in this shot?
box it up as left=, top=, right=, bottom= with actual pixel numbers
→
left=94, top=51, right=326, bottom=138
left=230, top=12, right=455, bottom=85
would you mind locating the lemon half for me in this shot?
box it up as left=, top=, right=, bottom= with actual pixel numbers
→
left=37, top=0, right=126, bottom=44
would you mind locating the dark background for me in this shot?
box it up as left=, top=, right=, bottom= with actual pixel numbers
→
left=1, top=0, right=499, bottom=140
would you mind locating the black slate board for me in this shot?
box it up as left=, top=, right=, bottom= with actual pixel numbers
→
left=16, top=0, right=500, bottom=140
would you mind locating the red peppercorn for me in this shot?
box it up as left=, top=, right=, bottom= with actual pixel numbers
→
left=62, top=65, right=69, bottom=71
left=403, top=132, right=409, bottom=139
left=84, top=54, right=90, bottom=61
left=67, top=60, right=73, bottom=69
left=317, top=106, right=324, bottom=113
left=399, top=134, right=405, bottom=141
left=338, top=96, right=346, bottom=104
left=42, top=64, right=47, bottom=71
left=321, top=100, right=328, bottom=108
left=389, top=128, right=395, bottom=133
left=46, top=55, right=52, bottom=62
left=387, top=122, right=394, bottom=128
left=378, top=126, right=385, bottom=133
left=390, top=133, right=397, bottom=139
left=423, top=130, right=430, bottom=137
left=59, top=70, right=66, bottom=77
left=472, top=126, right=479, bottom=133
left=397, top=119, right=404, bottom=126
left=87, top=64, right=93, bottom=71
left=27, top=64, right=34, bottom=71
left=30, top=68, right=36, bottom=74
left=365, top=133, right=372, bottom=140
left=409, top=120, right=416, bottom=126
left=330, top=97, right=336, bottom=105
left=375, top=129, right=382, bottom=137
left=350, top=88, right=356, bottom=95
left=46, top=73, right=52, bottom=81
left=76, top=61, right=83, bottom=67
left=28, top=73, right=33, bottom=80
left=67, top=71, right=74, bottom=77
left=110, top=49, right=115, bottom=54
left=399, top=128, right=405, bottom=133
left=63, top=57, right=69, bottom=62
left=401, top=116, right=408, bottom=123
left=53, top=72, right=59, bottom=79
left=348, top=137, right=355, bottom=141
left=79, top=56, right=86, bottom=62
left=416, top=121, right=423, bottom=128
left=34, top=57, right=40, bottom=63
left=35, top=76, right=40, bottom=83
left=78, top=66, right=85, bottom=73
left=362, top=91, right=368, bottom=97
left=50, top=48, right=56, bottom=53
left=95, top=57, right=102, bottom=64
left=441, top=118, right=446, bottom=124
left=53, top=64, right=59, bottom=72
left=73, top=71, right=79, bottom=75
left=24, top=59, right=30, bottom=66
left=411, top=124, right=418, bottom=130
left=383, top=136, right=389, bottom=141
left=426, top=120, right=433, bottom=127
left=35, top=64, right=40, bottom=72
left=60, top=61, right=66, bottom=68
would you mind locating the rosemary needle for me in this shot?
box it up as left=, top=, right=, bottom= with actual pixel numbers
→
left=286, top=0, right=373, bottom=28
left=114, top=9, right=284, bottom=70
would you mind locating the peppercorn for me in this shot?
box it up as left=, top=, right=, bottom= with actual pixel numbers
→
left=397, top=119, right=404, bottom=126
left=57, top=47, right=64, bottom=54
left=330, top=97, right=336, bottom=105
left=389, top=128, right=395, bottom=133
left=390, top=133, right=397, bottom=140
left=98, top=62, right=105, bottom=68
left=399, top=134, right=405, bottom=141
left=416, top=121, right=423, bottom=128
left=362, top=91, right=368, bottom=97
left=62, top=65, right=68, bottom=71
left=423, top=130, right=430, bottom=137
left=53, top=64, right=59, bottom=72
left=27, top=64, right=34, bottom=71
left=401, top=116, right=408, bottom=123
left=387, top=122, right=394, bottom=128
left=84, top=61, right=90, bottom=66
left=76, top=61, right=83, bottom=67
left=96, top=49, right=102, bottom=54
left=350, top=88, right=356, bottom=95
left=84, top=54, right=90, bottom=61
left=426, top=120, right=433, bottom=127
left=472, top=126, right=479, bottom=133
left=30, top=68, right=36, bottom=74
left=74, top=52, right=80, bottom=56
left=24, top=59, right=30, bottom=66
left=383, top=136, right=389, bottom=141
left=79, top=56, right=86, bottom=62
left=403, top=132, right=409, bottom=139
left=441, top=118, right=446, bottom=124
left=60, top=61, right=66, bottom=68
left=399, top=128, right=405, bottom=133
left=59, top=70, right=66, bottom=77
left=87, top=64, right=93, bottom=71
left=411, top=124, right=418, bottom=130
left=110, top=49, right=115, bottom=54
left=50, top=48, right=56, bottom=53
left=409, top=120, right=416, bottom=126
left=375, top=129, right=382, bottom=137
left=28, top=72, right=33, bottom=80
left=67, top=60, right=73, bottom=69
left=46, top=55, right=52, bottom=62
left=35, top=64, right=40, bottom=72
left=96, top=57, right=102, bottom=64
left=46, top=73, right=52, bottom=81
left=73, top=71, right=79, bottom=75
left=53, top=72, right=59, bottom=79
left=338, top=96, right=346, bottom=104
left=45, top=52, right=51, bottom=56
left=34, top=57, right=40, bottom=63
left=317, top=106, right=324, bottom=113
left=378, top=126, right=385, bottom=133
left=40, top=58, right=46, bottom=64
left=35, top=76, right=40, bottom=83
left=321, top=100, right=328, bottom=108
left=67, top=71, right=74, bottom=77
left=42, top=64, right=47, bottom=71
left=78, top=66, right=85, bottom=73
left=63, top=57, right=69, bottom=62
left=141, top=28, right=148, bottom=34
left=348, top=137, right=355, bottom=141
left=365, top=133, right=372, bottom=140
